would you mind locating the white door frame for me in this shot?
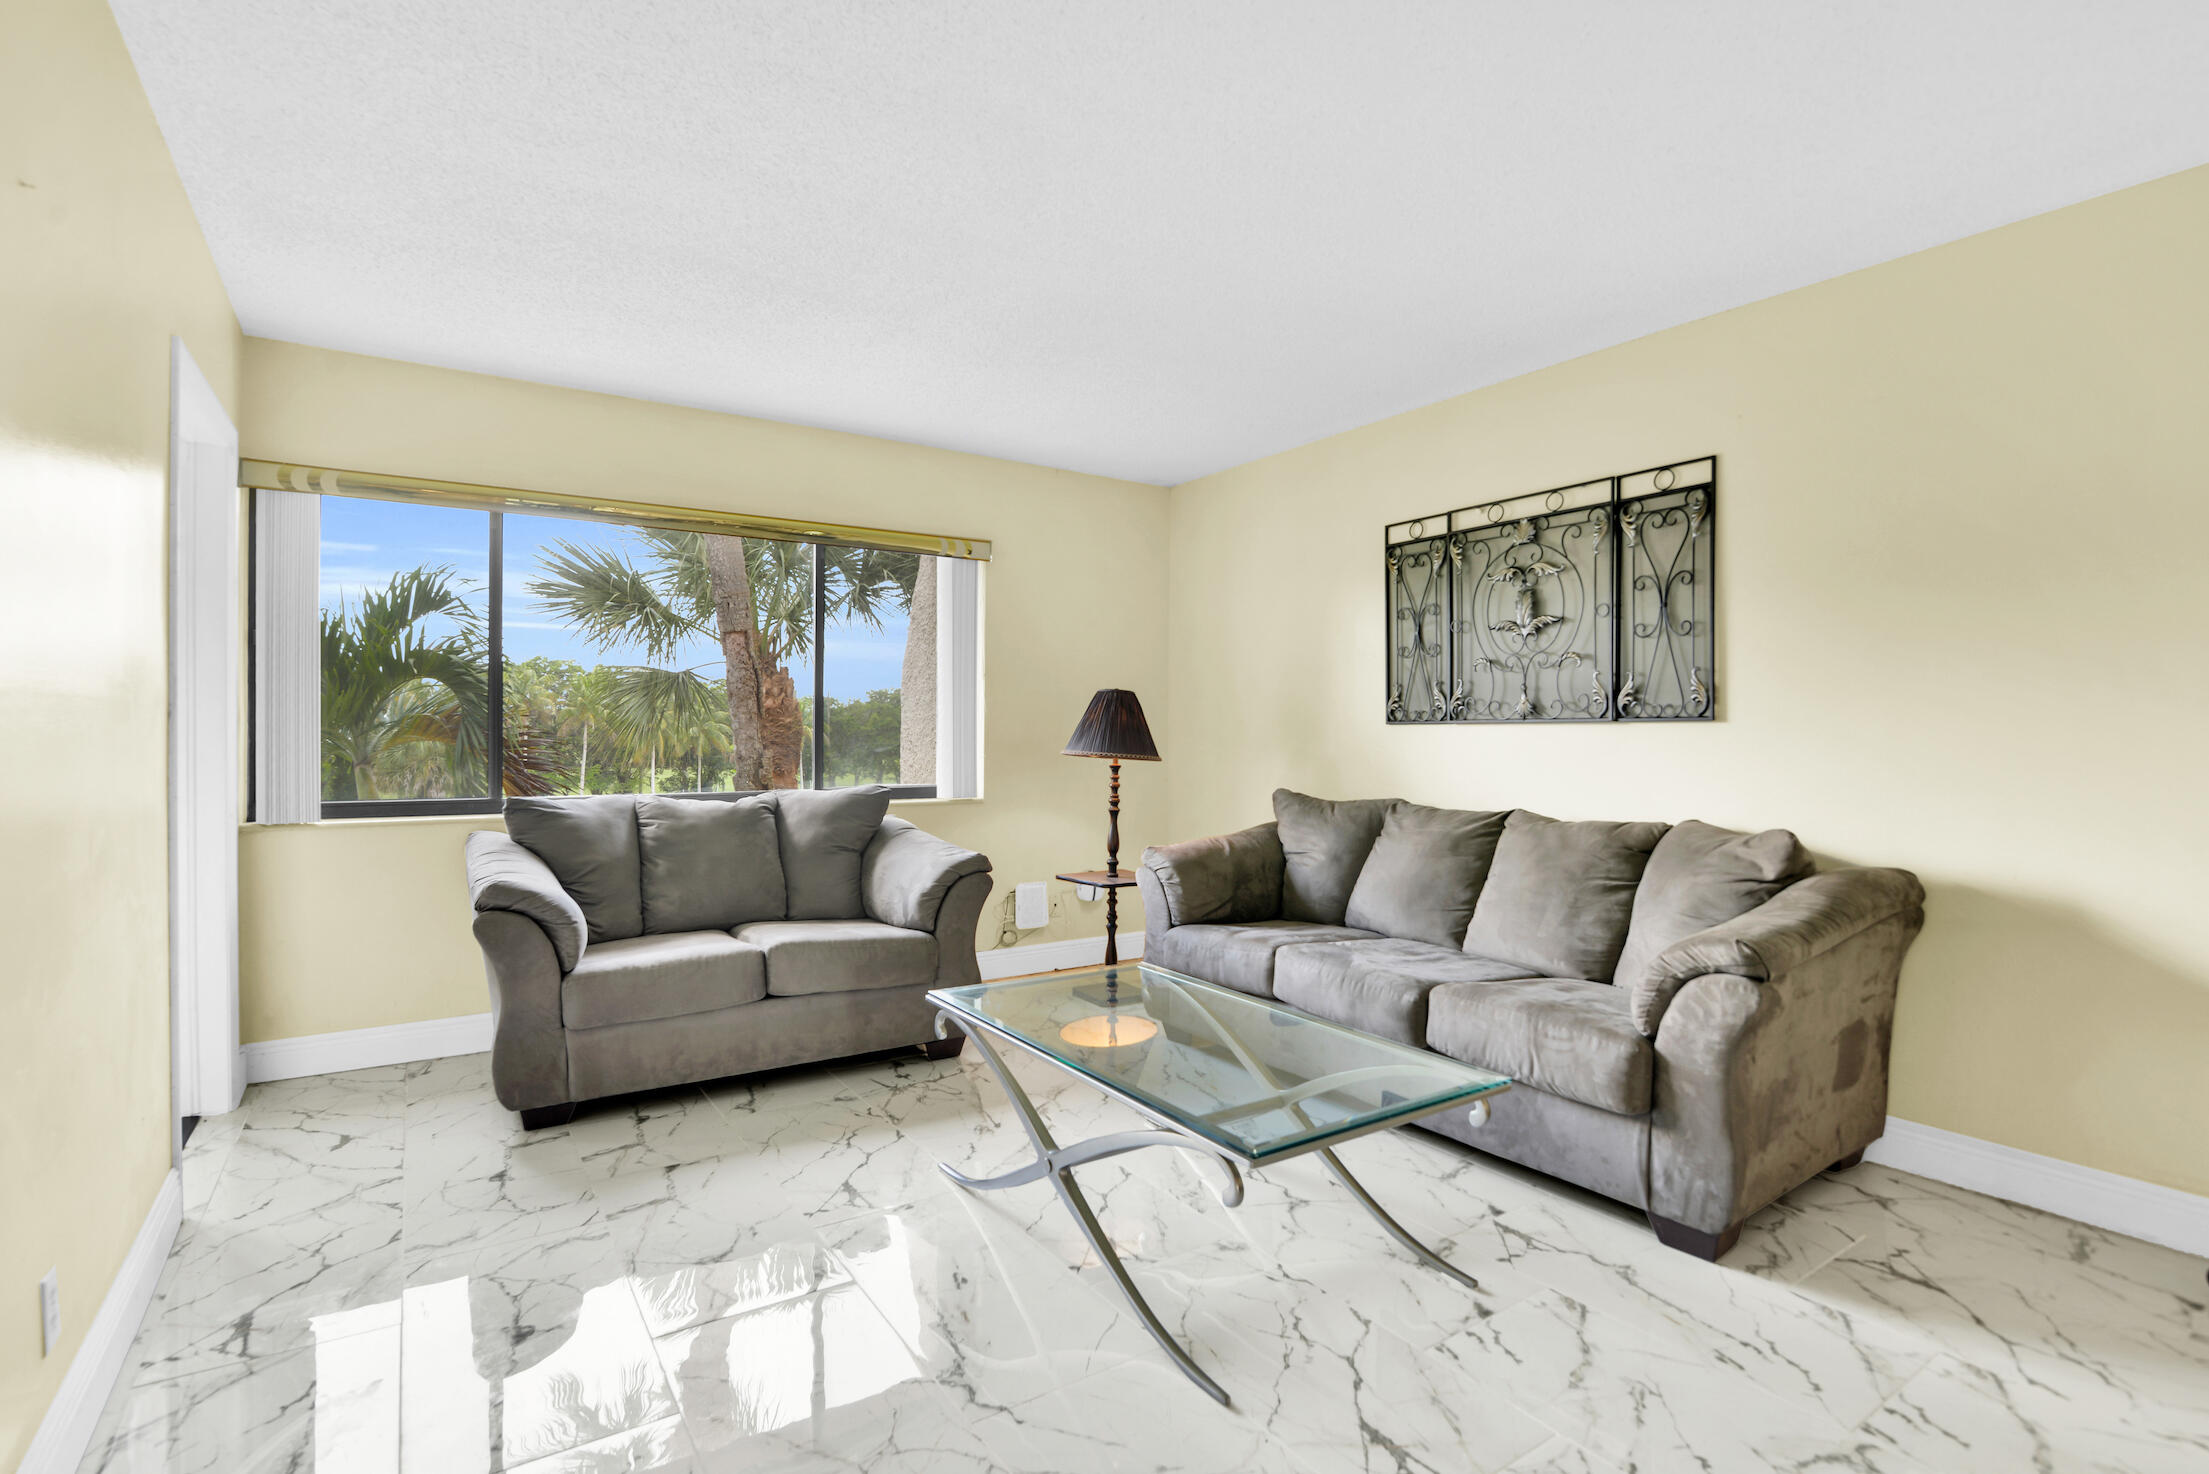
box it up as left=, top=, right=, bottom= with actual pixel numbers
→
left=169, top=336, right=243, bottom=1131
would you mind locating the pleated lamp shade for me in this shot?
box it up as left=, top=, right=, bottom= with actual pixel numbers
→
left=1062, top=689, right=1161, bottom=761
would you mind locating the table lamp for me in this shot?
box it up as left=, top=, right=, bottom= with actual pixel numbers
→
left=1060, top=689, right=1160, bottom=964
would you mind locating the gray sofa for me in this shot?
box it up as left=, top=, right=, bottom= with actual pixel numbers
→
left=464, top=786, right=992, bottom=1127
left=1138, top=790, right=1924, bottom=1260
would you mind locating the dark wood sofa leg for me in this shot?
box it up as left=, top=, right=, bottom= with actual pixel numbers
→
left=918, top=1035, right=966, bottom=1061
left=1827, top=1149, right=1866, bottom=1173
left=520, top=1103, right=576, bottom=1130
left=1648, top=1214, right=1742, bottom=1262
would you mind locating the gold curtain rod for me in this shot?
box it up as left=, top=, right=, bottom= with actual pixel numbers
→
left=236, top=459, right=992, bottom=562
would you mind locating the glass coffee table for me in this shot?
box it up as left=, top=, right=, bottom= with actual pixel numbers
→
left=928, top=960, right=1511, bottom=1404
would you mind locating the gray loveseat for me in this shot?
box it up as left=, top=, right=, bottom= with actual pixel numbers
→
left=1138, top=790, right=1924, bottom=1260
left=464, top=786, right=991, bottom=1127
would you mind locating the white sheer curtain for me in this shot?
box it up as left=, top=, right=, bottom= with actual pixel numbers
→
left=253, top=487, right=321, bottom=823
left=935, top=555, right=981, bottom=798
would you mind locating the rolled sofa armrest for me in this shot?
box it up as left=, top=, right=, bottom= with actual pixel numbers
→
left=1646, top=886, right=1925, bottom=1240
left=1137, top=821, right=1285, bottom=928
left=1630, top=867, right=1925, bottom=1036
left=931, top=870, right=995, bottom=993
left=466, top=829, right=587, bottom=972
left=473, top=909, right=571, bottom=1111
left=862, top=816, right=992, bottom=933
left=1135, top=865, right=1171, bottom=954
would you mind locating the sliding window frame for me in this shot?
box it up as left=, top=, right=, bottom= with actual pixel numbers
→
left=308, top=507, right=939, bottom=818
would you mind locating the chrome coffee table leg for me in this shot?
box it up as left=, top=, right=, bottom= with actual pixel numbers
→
left=1160, top=989, right=1487, bottom=1293
left=938, top=1013, right=1233, bottom=1405
left=1317, top=1146, right=1482, bottom=1293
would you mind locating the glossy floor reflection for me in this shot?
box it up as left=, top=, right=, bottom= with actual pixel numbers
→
left=85, top=1045, right=2209, bottom=1472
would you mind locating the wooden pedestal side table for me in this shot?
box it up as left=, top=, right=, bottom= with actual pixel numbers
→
left=1055, top=869, right=1143, bottom=964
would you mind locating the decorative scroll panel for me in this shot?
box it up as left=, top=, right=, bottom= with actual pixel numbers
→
left=1617, top=475, right=1715, bottom=720
left=1384, top=457, right=1715, bottom=724
left=1385, top=533, right=1451, bottom=721
left=1448, top=482, right=1614, bottom=722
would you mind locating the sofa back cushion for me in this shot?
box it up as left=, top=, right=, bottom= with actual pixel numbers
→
left=1344, top=803, right=1510, bottom=948
left=772, top=785, right=893, bottom=919
left=1613, top=819, right=1814, bottom=1004
left=1274, top=790, right=1397, bottom=925
left=503, top=795, right=646, bottom=943
left=635, top=794, right=786, bottom=933
left=1461, top=811, right=1668, bottom=981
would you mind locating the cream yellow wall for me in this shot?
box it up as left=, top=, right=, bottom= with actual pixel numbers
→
left=1164, top=165, right=2209, bottom=1198
left=0, top=0, right=243, bottom=1462
left=236, top=340, right=1168, bottom=1044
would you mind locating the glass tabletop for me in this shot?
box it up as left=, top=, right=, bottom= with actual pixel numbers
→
left=929, top=961, right=1510, bottom=1163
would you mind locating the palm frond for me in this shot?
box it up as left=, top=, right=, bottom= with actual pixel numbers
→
left=319, top=567, right=492, bottom=800
left=822, top=546, right=918, bottom=632
left=603, top=665, right=730, bottom=747
left=635, top=527, right=716, bottom=627
left=526, top=539, right=707, bottom=662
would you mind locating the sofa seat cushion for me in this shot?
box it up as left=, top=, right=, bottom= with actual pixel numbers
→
left=1425, top=977, right=1654, bottom=1116
left=562, top=931, right=767, bottom=1030
left=1273, top=939, right=1538, bottom=1045
left=1145, top=920, right=1380, bottom=998
left=736, top=919, right=937, bottom=996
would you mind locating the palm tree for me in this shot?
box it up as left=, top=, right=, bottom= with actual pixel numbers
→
left=676, top=702, right=733, bottom=792
left=321, top=569, right=489, bottom=800
left=322, top=569, right=557, bottom=800
left=528, top=531, right=915, bottom=788
left=553, top=665, right=620, bottom=793
left=602, top=662, right=729, bottom=794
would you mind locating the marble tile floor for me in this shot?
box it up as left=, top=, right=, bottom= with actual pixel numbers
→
left=83, top=1045, right=2209, bottom=1473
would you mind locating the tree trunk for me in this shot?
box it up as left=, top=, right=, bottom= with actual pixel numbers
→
left=578, top=723, right=589, bottom=792
left=761, top=663, right=802, bottom=788
left=703, top=534, right=772, bottom=789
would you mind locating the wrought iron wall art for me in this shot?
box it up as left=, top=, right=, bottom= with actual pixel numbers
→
left=1385, top=533, right=1450, bottom=720
left=1384, top=457, right=1715, bottom=724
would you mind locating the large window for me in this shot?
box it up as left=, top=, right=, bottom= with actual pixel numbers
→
left=259, top=490, right=977, bottom=818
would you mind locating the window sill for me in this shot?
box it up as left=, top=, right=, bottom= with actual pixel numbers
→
left=243, top=812, right=501, bottom=830
left=243, top=790, right=982, bottom=828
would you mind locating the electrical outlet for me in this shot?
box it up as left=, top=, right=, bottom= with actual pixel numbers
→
left=39, top=1269, right=59, bottom=1356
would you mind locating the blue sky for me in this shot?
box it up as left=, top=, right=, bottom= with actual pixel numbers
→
left=319, top=497, right=911, bottom=700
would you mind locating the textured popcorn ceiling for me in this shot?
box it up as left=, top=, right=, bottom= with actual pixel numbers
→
left=111, top=1, right=2209, bottom=484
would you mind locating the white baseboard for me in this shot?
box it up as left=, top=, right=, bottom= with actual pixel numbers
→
left=977, top=930, right=1143, bottom=981
left=243, top=1011, right=495, bottom=1083
left=20, top=1169, right=182, bottom=1474
left=1864, top=1115, right=2209, bottom=1259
